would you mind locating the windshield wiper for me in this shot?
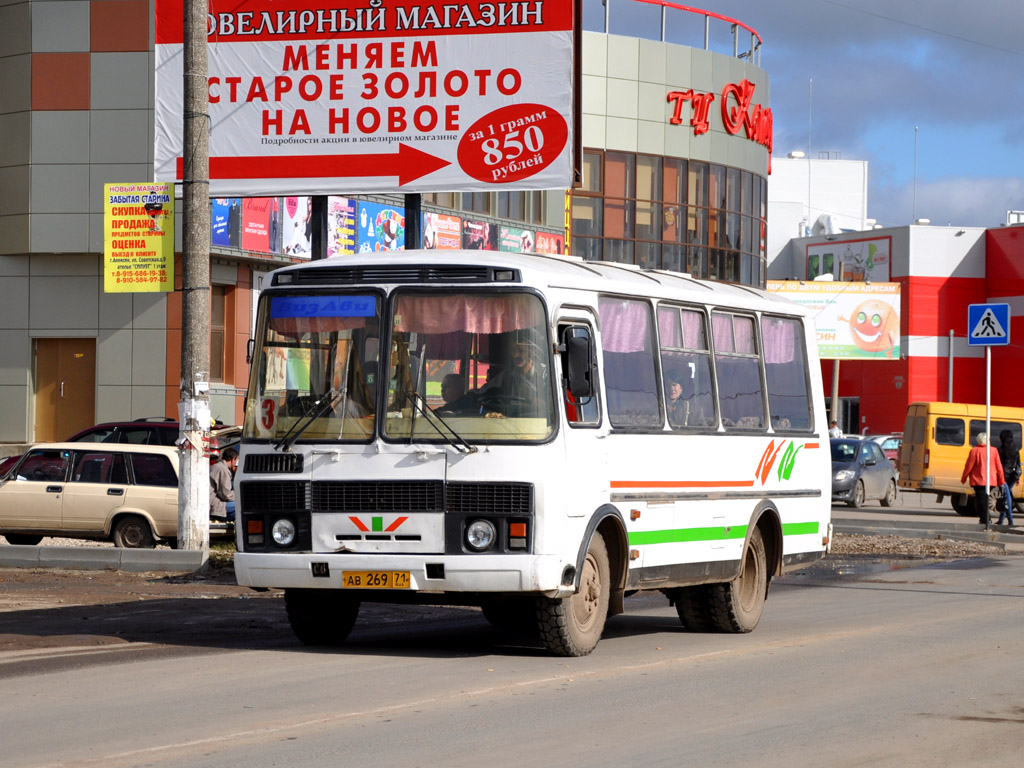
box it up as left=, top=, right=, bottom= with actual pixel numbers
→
left=403, top=389, right=477, bottom=454
left=273, top=388, right=342, bottom=452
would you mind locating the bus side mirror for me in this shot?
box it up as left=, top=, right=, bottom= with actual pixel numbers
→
left=566, top=336, right=593, bottom=399
left=246, top=338, right=255, bottom=365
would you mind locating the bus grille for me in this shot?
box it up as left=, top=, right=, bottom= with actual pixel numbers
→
left=242, top=480, right=534, bottom=515
left=240, top=481, right=310, bottom=511
left=312, top=481, right=445, bottom=512
left=276, top=265, right=517, bottom=285
left=447, top=482, right=533, bottom=515
left=243, top=453, right=304, bottom=474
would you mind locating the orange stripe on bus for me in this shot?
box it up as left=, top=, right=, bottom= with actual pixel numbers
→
left=611, top=479, right=756, bottom=489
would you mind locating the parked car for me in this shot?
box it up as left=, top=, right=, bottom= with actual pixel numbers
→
left=0, top=443, right=231, bottom=548
left=865, top=433, right=903, bottom=465
left=67, top=418, right=240, bottom=453
left=831, top=438, right=899, bottom=508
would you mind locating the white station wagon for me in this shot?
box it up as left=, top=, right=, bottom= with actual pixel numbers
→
left=0, top=442, right=200, bottom=548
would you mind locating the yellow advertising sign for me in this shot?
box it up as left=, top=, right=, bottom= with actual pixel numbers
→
left=103, top=183, right=175, bottom=293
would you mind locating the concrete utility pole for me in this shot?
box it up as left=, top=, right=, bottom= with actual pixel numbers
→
left=178, top=0, right=211, bottom=551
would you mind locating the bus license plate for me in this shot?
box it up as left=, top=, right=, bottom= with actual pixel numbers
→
left=342, top=570, right=410, bottom=589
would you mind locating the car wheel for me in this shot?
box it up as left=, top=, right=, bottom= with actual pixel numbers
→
left=536, top=532, right=610, bottom=656
left=848, top=480, right=865, bottom=508
left=4, top=534, right=43, bottom=546
left=951, top=494, right=976, bottom=516
left=112, top=514, right=155, bottom=548
left=881, top=479, right=898, bottom=507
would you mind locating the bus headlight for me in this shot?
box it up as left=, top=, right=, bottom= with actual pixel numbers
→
left=466, top=519, right=496, bottom=552
left=271, top=518, right=297, bottom=547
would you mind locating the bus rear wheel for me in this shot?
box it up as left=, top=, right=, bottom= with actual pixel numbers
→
left=284, top=589, right=360, bottom=646
left=706, top=527, right=768, bottom=633
left=537, top=532, right=610, bottom=656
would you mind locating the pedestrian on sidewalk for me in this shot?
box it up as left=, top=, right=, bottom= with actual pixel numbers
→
left=961, top=432, right=1005, bottom=527
left=829, top=420, right=842, bottom=438
left=996, top=430, right=1020, bottom=526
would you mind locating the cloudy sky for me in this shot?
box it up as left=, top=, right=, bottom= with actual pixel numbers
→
left=583, top=0, right=1024, bottom=228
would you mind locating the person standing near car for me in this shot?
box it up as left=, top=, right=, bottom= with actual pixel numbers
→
left=961, top=432, right=1004, bottom=528
left=829, top=420, right=842, bottom=438
left=210, top=447, right=238, bottom=522
left=996, top=430, right=1020, bottom=526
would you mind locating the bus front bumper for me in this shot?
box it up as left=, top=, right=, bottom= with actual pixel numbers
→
left=233, top=551, right=576, bottom=598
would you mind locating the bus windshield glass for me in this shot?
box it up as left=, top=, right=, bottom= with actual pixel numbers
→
left=384, top=291, right=555, bottom=442
left=244, top=293, right=380, bottom=442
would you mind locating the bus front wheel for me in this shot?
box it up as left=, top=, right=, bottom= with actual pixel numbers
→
left=537, top=532, right=610, bottom=656
left=706, top=527, right=768, bottom=633
left=284, top=589, right=360, bottom=646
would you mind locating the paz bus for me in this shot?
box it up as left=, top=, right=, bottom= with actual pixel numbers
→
left=234, top=251, right=832, bottom=656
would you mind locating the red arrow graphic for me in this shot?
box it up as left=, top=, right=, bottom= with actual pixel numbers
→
left=175, top=143, right=451, bottom=186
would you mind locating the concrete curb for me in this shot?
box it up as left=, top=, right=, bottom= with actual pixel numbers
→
left=0, top=545, right=208, bottom=573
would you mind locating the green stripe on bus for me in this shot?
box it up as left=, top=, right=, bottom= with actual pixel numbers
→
left=628, top=526, right=748, bottom=546
left=372, top=516, right=383, bottom=532
left=782, top=521, right=819, bottom=535
left=628, top=521, right=820, bottom=546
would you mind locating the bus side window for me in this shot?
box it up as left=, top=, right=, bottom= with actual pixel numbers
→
left=559, top=324, right=600, bottom=426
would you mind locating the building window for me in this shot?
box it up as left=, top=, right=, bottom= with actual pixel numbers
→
left=569, top=149, right=766, bottom=287
left=211, top=285, right=226, bottom=382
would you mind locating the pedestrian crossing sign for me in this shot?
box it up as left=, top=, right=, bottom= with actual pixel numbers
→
left=968, top=303, right=1010, bottom=346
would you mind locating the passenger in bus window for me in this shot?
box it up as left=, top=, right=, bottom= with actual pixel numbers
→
left=666, top=376, right=689, bottom=427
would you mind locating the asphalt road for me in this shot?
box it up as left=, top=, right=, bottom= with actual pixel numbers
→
left=2, top=540, right=1024, bottom=767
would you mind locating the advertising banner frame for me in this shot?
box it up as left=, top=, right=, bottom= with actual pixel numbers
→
left=154, top=0, right=577, bottom=197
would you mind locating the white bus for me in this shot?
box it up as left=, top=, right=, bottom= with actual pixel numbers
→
left=234, top=251, right=831, bottom=656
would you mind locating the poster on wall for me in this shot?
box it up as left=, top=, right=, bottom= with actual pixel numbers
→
left=241, top=197, right=281, bottom=253
left=423, top=212, right=462, bottom=249
left=767, top=280, right=902, bottom=360
left=499, top=225, right=535, bottom=253
left=211, top=198, right=232, bottom=246
left=535, top=231, right=565, bottom=255
left=328, top=197, right=357, bottom=258
left=103, top=182, right=175, bottom=293
left=806, top=236, right=891, bottom=282
left=282, top=196, right=312, bottom=258
left=358, top=201, right=405, bottom=252
left=463, top=219, right=498, bottom=250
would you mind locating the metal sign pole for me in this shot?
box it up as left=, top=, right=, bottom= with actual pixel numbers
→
left=985, top=345, right=991, bottom=529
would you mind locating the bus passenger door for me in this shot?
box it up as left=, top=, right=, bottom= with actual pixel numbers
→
left=556, top=316, right=609, bottom=519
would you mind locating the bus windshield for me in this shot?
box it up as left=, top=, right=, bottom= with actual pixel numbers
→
left=384, top=291, right=555, bottom=442
left=244, top=293, right=381, bottom=442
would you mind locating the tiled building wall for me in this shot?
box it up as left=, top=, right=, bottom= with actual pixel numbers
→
left=0, top=1, right=173, bottom=443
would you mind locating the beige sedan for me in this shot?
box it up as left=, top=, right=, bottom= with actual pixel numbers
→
left=0, top=443, right=183, bottom=548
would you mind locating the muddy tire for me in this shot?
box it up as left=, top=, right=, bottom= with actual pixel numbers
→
left=536, top=532, right=610, bottom=656
left=284, top=589, right=360, bottom=646
left=670, top=585, right=714, bottom=632
left=706, top=527, right=768, bottom=633
left=112, top=515, right=155, bottom=548
left=881, top=480, right=898, bottom=507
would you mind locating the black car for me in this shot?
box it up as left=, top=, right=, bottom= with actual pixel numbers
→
left=66, top=419, right=240, bottom=453
left=831, top=438, right=898, bottom=508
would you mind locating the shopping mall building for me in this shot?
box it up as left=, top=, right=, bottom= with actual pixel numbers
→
left=1, top=0, right=1020, bottom=447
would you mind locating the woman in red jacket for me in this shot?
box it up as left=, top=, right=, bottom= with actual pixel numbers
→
left=961, top=432, right=1005, bottom=527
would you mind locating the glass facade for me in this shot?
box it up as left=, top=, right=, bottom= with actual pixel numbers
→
left=571, top=150, right=768, bottom=288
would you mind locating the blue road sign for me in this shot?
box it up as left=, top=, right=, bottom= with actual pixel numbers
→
left=968, top=303, right=1011, bottom=346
